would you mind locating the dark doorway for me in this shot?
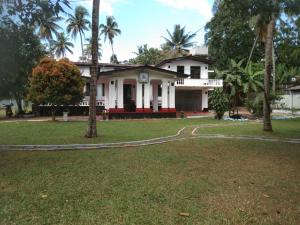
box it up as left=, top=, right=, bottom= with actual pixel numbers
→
left=124, top=84, right=135, bottom=111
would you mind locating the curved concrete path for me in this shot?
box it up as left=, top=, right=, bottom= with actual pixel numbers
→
left=0, top=123, right=299, bottom=151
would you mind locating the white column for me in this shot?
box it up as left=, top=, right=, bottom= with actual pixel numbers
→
left=104, top=82, right=109, bottom=110
left=117, top=78, right=124, bottom=110
left=152, top=82, right=159, bottom=112
left=136, top=81, right=143, bottom=110
left=169, top=81, right=175, bottom=109
left=144, top=82, right=151, bottom=109
left=162, top=79, right=169, bottom=109
left=109, top=79, right=116, bottom=109
left=202, top=89, right=208, bottom=111
left=96, top=84, right=102, bottom=100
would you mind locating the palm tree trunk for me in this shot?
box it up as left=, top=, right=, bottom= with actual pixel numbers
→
left=263, top=13, right=276, bottom=132
left=79, top=32, right=84, bottom=58
left=85, top=0, right=100, bottom=138
left=272, top=42, right=276, bottom=92
left=111, top=43, right=115, bottom=56
left=247, top=34, right=259, bottom=67
left=51, top=106, right=56, bottom=121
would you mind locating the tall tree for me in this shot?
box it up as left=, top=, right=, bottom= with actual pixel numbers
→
left=162, top=24, right=197, bottom=54
left=85, top=0, right=100, bottom=138
left=66, top=6, right=91, bottom=58
left=0, top=25, right=44, bottom=114
left=207, top=0, right=300, bottom=131
left=129, top=44, right=164, bottom=65
left=51, top=33, right=74, bottom=58
left=99, top=16, right=121, bottom=57
left=0, top=0, right=69, bottom=113
left=36, top=13, right=62, bottom=42
left=83, top=37, right=102, bottom=61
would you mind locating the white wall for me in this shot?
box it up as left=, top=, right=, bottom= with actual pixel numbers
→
left=159, top=60, right=209, bottom=79
left=274, top=93, right=300, bottom=109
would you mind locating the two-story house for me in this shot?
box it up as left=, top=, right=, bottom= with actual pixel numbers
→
left=73, top=48, right=223, bottom=118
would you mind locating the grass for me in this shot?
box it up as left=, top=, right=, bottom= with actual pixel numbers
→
left=0, top=117, right=300, bottom=145
left=195, top=118, right=300, bottom=139
left=0, top=118, right=231, bottom=145
left=0, top=139, right=299, bottom=225
left=0, top=118, right=300, bottom=224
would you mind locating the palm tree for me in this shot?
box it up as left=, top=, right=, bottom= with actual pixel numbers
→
left=85, top=0, right=100, bottom=138
left=66, top=6, right=91, bottom=57
left=51, top=33, right=74, bottom=58
left=36, top=13, right=62, bottom=41
left=83, top=37, right=102, bottom=61
left=162, top=24, right=197, bottom=54
left=99, top=16, right=121, bottom=57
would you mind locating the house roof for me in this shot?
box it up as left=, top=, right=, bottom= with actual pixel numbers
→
left=155, top=55, right=215, bottom=67
left=99, top=65, right=189, bottom=78
left=74, top=62, right=142, bottom=68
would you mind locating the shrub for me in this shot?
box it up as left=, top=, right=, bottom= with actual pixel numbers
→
left=210, top=88, right=229, bottom=120
left=28, top=58, right=84, bottom=121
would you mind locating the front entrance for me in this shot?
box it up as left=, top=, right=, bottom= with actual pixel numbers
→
left=123, top=84, right=135, bottom=112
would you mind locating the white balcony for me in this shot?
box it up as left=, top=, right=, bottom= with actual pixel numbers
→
left=176, top=78, right=223, bottom=88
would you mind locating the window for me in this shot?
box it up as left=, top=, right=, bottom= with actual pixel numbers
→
left=190, top=66, right=201, bottom=79
left=177, top=66, right=184, bottom=74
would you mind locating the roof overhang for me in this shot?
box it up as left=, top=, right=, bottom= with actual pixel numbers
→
left=156, top=55, right=215, bottom=67
left=99, top=65, right=189, bottom=78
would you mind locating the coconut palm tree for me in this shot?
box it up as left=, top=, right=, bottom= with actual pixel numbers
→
left=85, top=0, right=100, bottom=138
left=36, top=13, right=62, bottom=41
left=83, top=37, right=102, bottom=61
left=99, top=16, right=121, bottom=57
left=66, top=6, right=91, bottom=57
left=51, top=33, right=74, bottom=58
left=162, top=24, right=197, bottom=54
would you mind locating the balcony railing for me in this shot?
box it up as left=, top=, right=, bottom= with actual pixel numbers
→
left=176, top=78, right=223, bottom=87
left=79, top=100, right=105, bottom=107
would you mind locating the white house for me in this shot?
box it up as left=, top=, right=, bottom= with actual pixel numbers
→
left=74, top=53, right=223, bottom=118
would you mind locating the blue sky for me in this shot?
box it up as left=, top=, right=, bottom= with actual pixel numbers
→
left=63, top=0, right=214, bottom=62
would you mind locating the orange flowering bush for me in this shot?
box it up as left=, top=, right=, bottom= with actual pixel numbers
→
left=28, top=57, right=84, bottom=120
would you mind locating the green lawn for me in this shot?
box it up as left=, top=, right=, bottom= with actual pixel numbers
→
left=195, top=118, right=300, bottom=139
left=0, top=118, right=300, bottom=224
left=0, top=118, right=229, bottom=145
left=0, top=118, right=300, bottom=145
left=1, top=139, right=299, bottom=225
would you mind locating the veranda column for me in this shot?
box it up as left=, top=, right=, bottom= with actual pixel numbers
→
left=109, top=79, right=116, bottom=110
left=152, top=81, right=159, bottom=112
left=104, top=82, right=109, bottom=110
left=117, top=78, right=124, bottom=112
left=143, top=82, right=151, bottom=111
left=161, top=79, right=169, bottom=111
left=96, top=83, right=102, bottom=100
left=169, top=81, right=176, bottom=112
left=202, top=89, right=208, bottom=111
left=136, top=81, right=143, bottom=112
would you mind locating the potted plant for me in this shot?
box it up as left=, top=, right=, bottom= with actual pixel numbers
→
left=63, top=108, right=69, bottom=122
left=102, top=110, right=108, bottom=120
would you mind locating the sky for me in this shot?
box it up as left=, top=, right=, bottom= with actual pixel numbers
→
left=63, top=0, right=214, bottom=63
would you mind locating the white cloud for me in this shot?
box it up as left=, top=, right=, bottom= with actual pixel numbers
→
left=78, top=0, right=130, bottom=15
left=156, top=0, right=213, bottom=20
